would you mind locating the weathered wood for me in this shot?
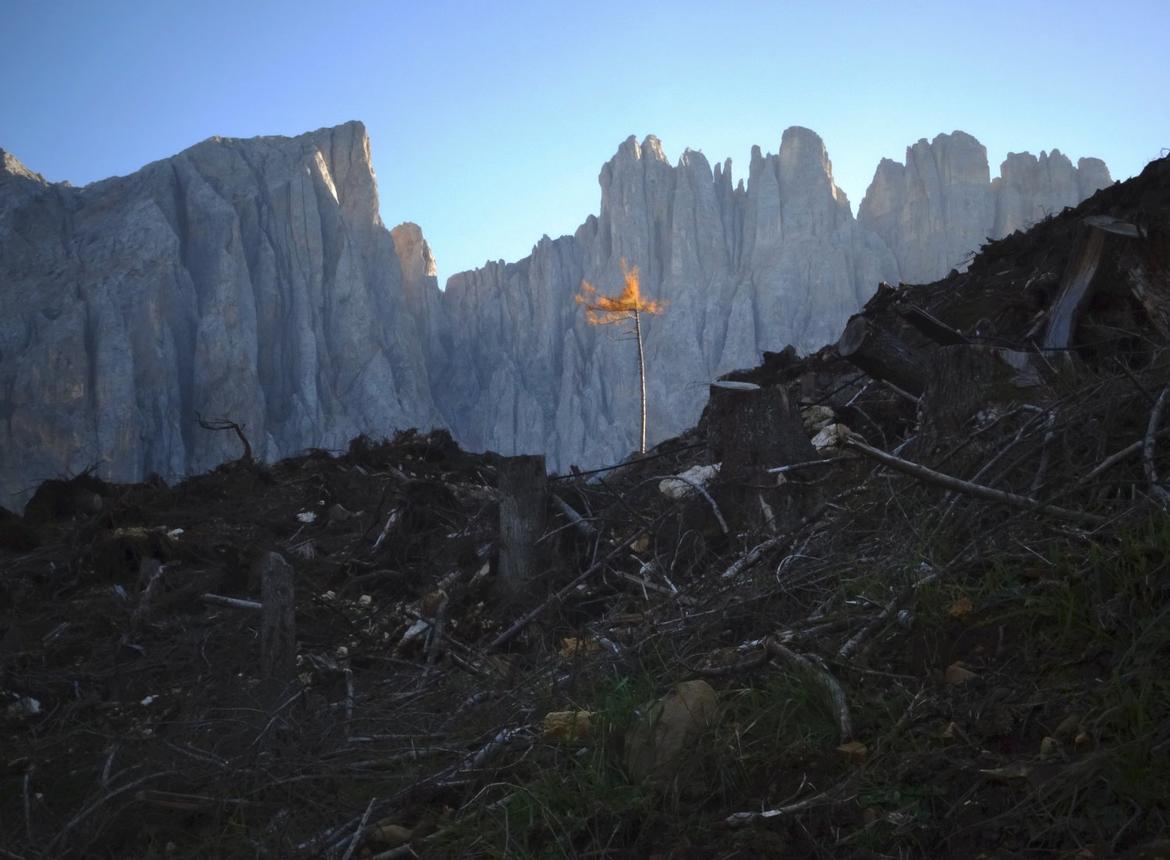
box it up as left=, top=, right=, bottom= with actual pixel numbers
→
left=497, top=455, right=548, bottom=597
left=835, top=315, right=928, bottom=396
left=709, top=384, right=816, bottom=474
left=845, top=438, right=1106, bottom=527
left=132, top=558, right=165, bottom=625
left=921, top=344, right=1048, bottom=439
left=1143, top=384, right=1170, bottom=510
left=897, top=305, right=970, bottom=346
left=708, top=383, right=818, bottom=532
left=202, top=593, right=263, bottom=611
left=1043, top=226, right=1106, bottom=350
left=551, top=494, right=597, bottom=538
left=258, top=552, right=297, bottom=687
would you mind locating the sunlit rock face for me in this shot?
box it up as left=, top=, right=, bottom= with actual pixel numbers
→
left=0, top=122, right=443, bottom=507
left=858, top=133, right=1112, bottom=284
left=435, top=128, right=899, bottom=470
left=437, top=128, right=1109, bottom=471
left=992, top=150, right=1112, bottom=238
left=0, top=123, right=1112, bottom=502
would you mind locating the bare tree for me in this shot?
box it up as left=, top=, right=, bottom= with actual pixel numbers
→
left=575, top=261, right=666, bottom=454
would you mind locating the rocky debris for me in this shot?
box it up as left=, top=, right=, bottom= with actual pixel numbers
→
left=658, top=463, right=719, bottom=499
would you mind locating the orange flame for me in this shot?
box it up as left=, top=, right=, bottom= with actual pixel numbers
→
left=575, top=260, right=665, bottom=324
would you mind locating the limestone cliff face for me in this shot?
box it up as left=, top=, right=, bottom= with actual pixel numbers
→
left=857, top=132, right=994, bottom=284
left=859, top=133, right=1112, bottom=284
left=435, top=128, right=898, bottom=469
left=0, top=122, right=443, bottom=506
left=993, top=150, right=1112, bottom=238
left=0, top=123, right=1113, bottom=503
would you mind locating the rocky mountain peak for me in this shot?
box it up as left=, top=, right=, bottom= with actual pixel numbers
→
left=0, top=148, right=44, bottom=182
left=391, top=222, right=438, bottom=281
left=860, top=132, right=1112, bottom=284
left=0, top=121, right=444, bottom=507
left=0, top=123, right=1114, bottom=504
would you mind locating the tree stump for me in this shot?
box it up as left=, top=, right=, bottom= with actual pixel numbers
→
left=921, top=345, right=1049, bottom=439
left=497, top=455, right=548, bottom=598
left=258, top=552, right=297, bottom=692
left=707, top=384, right=818, bottom=532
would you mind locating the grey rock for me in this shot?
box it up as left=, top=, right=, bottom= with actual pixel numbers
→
left=0, top=122, right=443, bottom=507
left=0, top=124, right=1112, bottom=502
left=623, top=679, right=719, bottom=783
left=858, top=131, right=994, bottom=284
left=859, top=134, right=1112, bottom=284
left=993, top=149, right=1112, bottom=237
left=435, top=128, right=897, bottom=471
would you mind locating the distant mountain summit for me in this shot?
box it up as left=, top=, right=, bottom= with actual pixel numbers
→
left=0, top=122, right=443, bottom=506
left=858, top=131, right=1111, bottom=283
left=434, top=128, right=1110, bottom=469
left=0, top=124, right=1110, bottom=505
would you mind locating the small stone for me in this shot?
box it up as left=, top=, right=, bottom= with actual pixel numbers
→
left=371, top=823, right=413, bottom=847
left=623, top=680, right=718, bottom=783
left=542, top=710, right=593, bottom=742
left=944, top=663, right=978, bottom=684
left=1054, top=713, right=1082, bottom=740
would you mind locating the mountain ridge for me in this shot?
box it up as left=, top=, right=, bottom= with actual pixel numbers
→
left=0, top=122, right=1112, bottom=506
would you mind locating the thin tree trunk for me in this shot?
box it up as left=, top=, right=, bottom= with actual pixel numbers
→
left=634, top=306, right=647, bottom=454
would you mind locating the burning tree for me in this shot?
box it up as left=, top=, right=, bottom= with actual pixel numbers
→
left=575, top=260, right=665, bottom=454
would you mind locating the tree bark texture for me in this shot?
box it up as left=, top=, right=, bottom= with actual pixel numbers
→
left=259, top=551, right=297, bottom=689
left=497, top=455, right=548, bottom=598
left=707, top=384, right=818, bottom=532
left=836, top=315, right=929, bottom=397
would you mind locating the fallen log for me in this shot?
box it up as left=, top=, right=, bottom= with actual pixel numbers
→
left=897, top=305, right=970, bottom=346
left=835, top=315, right=929, bottom=397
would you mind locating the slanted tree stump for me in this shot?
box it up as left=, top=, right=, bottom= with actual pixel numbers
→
left=497, top=455, right=548, bottom=599
left=915, top=344, right=1055, bottom=472
left=922, top=345, right=1050, bottom=438
left=707, top=383, right=818, bottom=533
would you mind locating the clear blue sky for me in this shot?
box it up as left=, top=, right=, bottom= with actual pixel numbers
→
left=2, top=0, right=1167, bottom=281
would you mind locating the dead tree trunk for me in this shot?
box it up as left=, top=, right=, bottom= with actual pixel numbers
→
left=1043, top=227, right=1106, bottom=350
left=497, top=455, right=548, bottom=598
left=259, top=552, right=296, bottom=693
left=835, top=315, right=929, bottom=397
left=634, top=306, right=648, bottom=454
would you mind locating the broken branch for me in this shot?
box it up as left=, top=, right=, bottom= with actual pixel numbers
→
left=844, top=439, right=1107, bottom=527
left=1143, top=383, right=1170, bottom=509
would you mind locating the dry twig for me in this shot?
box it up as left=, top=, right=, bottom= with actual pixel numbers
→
left=1143, top=383, right=1170, bottom=509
